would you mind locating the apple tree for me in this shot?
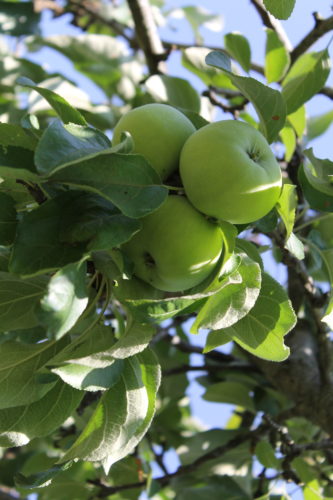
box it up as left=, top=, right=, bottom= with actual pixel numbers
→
left=1, top=0, right=333, bottom=498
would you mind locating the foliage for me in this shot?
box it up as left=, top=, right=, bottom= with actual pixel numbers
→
left=0, top=0, right=333, bottom=499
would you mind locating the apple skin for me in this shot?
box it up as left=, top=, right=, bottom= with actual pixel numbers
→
left=179, top=120, right=282, bottom=224
left=113, top=103, right=196, bottom=180
left=122, top=195, right=223, bottom=292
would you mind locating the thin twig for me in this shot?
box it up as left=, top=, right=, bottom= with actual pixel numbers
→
left=249, top=0, right=293, bottom=52
left=291, top=13, right=333, bottom=63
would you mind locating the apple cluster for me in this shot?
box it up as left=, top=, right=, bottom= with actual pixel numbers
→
left=113, top=103, right=282, bottom=293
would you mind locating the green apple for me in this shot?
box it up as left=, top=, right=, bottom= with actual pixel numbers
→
left=122, top=195, right=223, bottom=292
left=179, top=120, right=282, bottom=224
left=113, top=103, right=196, bottom=180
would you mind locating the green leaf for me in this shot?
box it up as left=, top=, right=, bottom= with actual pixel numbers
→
left=9, top=192, right=88, bottom=277
left=0, top=145, right=39, bottom=182
left=0, top=123, right=36, bottom=150
left=0, top=192, right=16, bottom=245
left=303, top=149, right=333, bottom=197
left=16, top=462, right=73, bottom=490
left=303, top=479, right=324, bottom=500
left=224, top=32, right=251, bottom=73
left=0, top=246, right=9, bottom=271
left=16, top=77, right=87, bottom=126
left=48, top=153, right=168, bottom=218
left=104, top=321, right=156, bottom=360
left=306, top=110, right=333, bottom=142
left=87, top=214, right=141, bottom=251
left=177, top=476, right=250, bottom=500
left=191, top=253, right=261, bottom=333
left=206, top=50, right=286, bottom=143
left=145, top=74, right=201, bottom=112
left=27, top=34, right=132, bottom=97
left=0, top=381, right=83, bottom=447
left=60, top=349, right=160, bottom=470
left=298, top=164, right=333, bottom=212
left=56, top=192, right=141, bottom=251
left=263, top=0, right=296, bottom=19
left=288, top=105, right=306, bottom=138
left=0, top=1, right=41, bottom=36
left=265, top=29, right=290, bottom=83
left=255, top=440, right=280, bottom=469
left=322, top=296, right=333, bottom=329
left=276, top=183, right=297, bottom=240
left=52, top=359, right=124, bottom=392
left=282, top=50, right=331, bottom=114
left=205, top=273, right=295, bottom=361
left=174, top=6, right=222, bottom=44
left=285, top=232, right=305, bottom=260
left=115, top=249, right=236, bottom=324
left=34, top=120, right=111, bottom=176
left=280, top=123, right=296, bottom=161
left=49, top=322, right=116, bottom=366
left=36, top=261, right=89, bottom=340
left=0, top=339, right=66, bottom=409
left=0, top=272, right=47, bottom=332
left=203, top=381, right=255, bottom=411
left=182, top=47, right=237, bottom=88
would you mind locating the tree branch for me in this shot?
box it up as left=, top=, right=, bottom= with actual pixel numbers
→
left=249, top=0, right=293, bottom=52
left=250, top=323, right=333, bottom=436
left=290, top=13, right=333, bottom=63
left=127, top=0, right=166, bottom=74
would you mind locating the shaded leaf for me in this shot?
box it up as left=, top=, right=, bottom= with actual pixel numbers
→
left=299, top=164, right=333, bottom=212
left=182, top=47, right=237, bottom=88
left=145, top=74, right=201, bottom=112
left=203, top=381, right=255, bottom=411
left=48, top=153, right=168, bottom=218
left=16, top=77, right=87, bottom=126
left=206, top=50, right=286, bottom=142
left=0, top=1, right=41, bottom=36
left=302, top=149, right=333, bottom=198
left=9, top=192, right=88, bottom=277
left=224, top=32, right=251, bottom=73
left=0, top=272, right=47, bottom=332
left=34, top=119, right=111, bottom=176
left=255, top=440, right=280, bottom=469
left=57, top=192, right=141, bottom=251
left=0, top=339, right=66, bottom=409
left=0, top=145, right=39, bottom=182
left=0, top=192, right=16, bottom=245
left=16, top=462, right=73, bottom=490
left=0, top=381, right=83, bottom=447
